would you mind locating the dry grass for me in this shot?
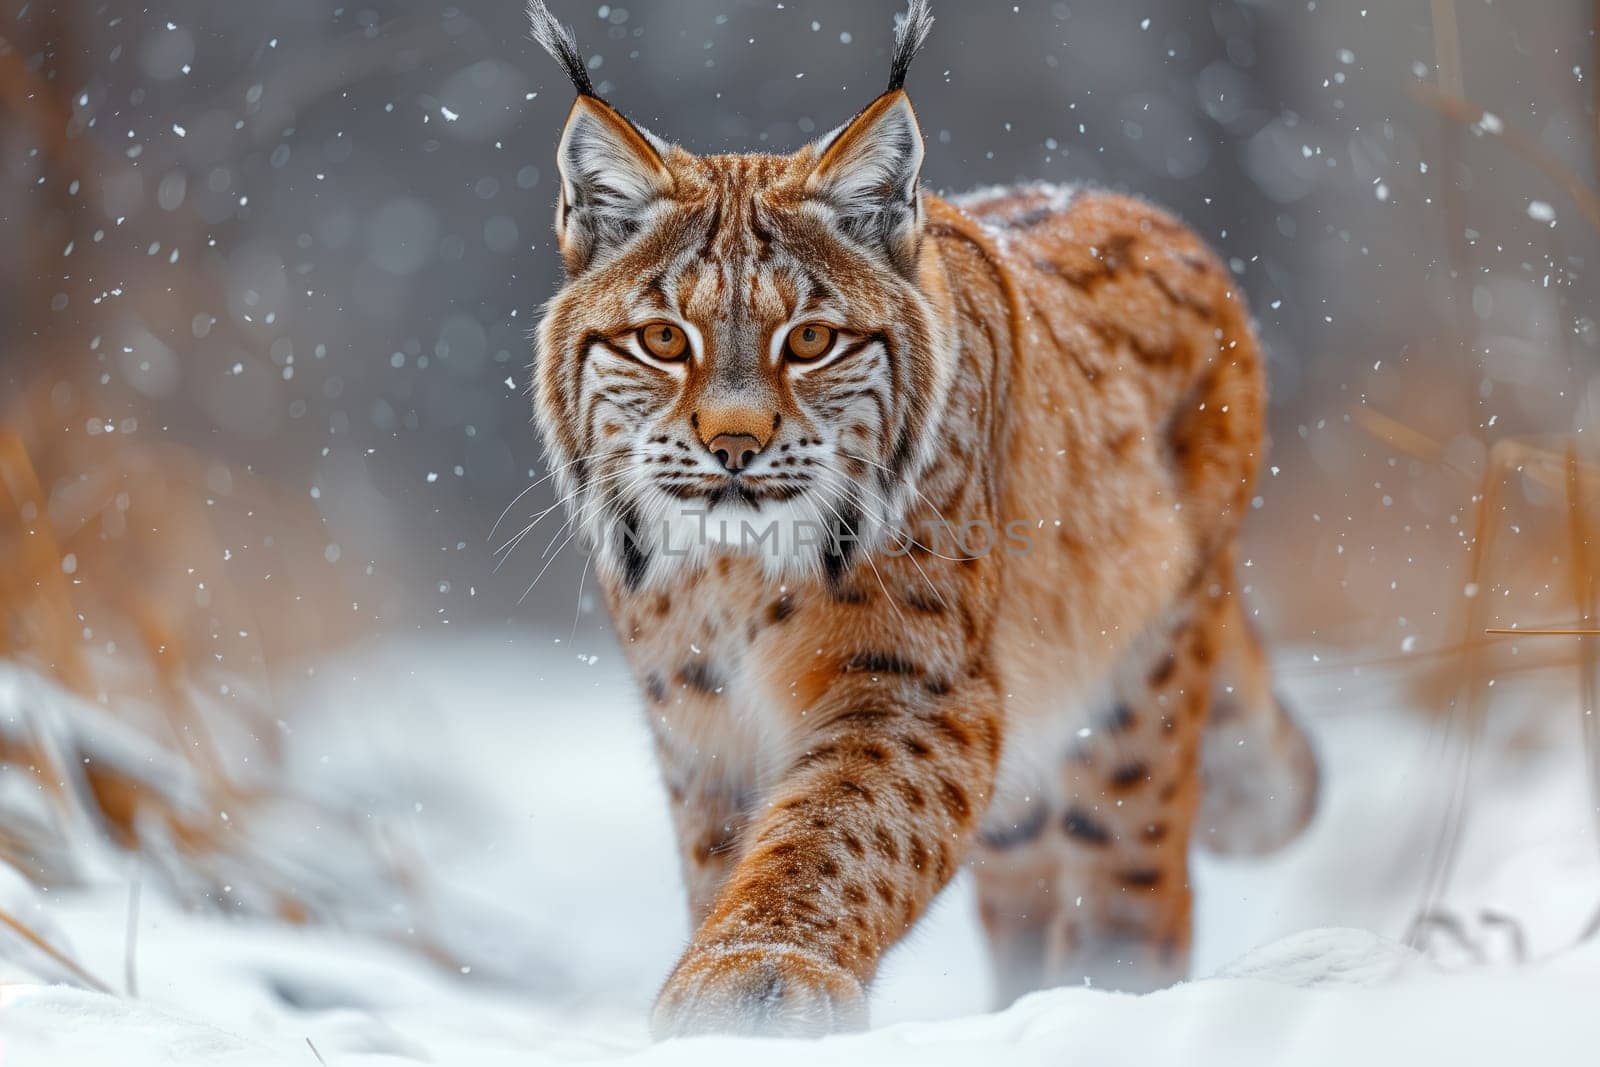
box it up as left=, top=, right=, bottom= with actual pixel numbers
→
left=0, top=408, right=473, bottom=984
left=0, top=11, right=493, bottom=990
left=1368, top=0, right=1600, bottom=946
left=0, top=906, right=112, bottom=994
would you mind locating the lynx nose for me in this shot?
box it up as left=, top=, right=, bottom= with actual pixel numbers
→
left=706, top=433, right=763, bottom=472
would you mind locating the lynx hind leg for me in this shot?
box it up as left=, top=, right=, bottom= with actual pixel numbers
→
left=974, top=595, right=1218, bottom=1004
left=1195, top=593, right=1319, bottom=856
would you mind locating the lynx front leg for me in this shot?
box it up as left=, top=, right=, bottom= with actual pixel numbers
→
left=650, top=674, right=1002, bottom=1038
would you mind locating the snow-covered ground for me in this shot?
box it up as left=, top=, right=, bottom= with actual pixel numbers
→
left=3, top=630, right=1599, bottom=1065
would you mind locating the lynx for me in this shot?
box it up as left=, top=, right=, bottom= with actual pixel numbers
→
left=525, top=0, right=1318, bottom=1038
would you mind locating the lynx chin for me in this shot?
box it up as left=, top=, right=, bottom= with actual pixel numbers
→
left=525, top=0, right=1318, bottom=1038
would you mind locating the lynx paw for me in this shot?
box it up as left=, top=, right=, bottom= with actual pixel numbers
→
left=650, top=942, right=867, bottom=1039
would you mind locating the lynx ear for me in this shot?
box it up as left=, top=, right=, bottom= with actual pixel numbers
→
left=555, top=95, right=674, bottom=272
left=806, top=91, right=925, bottom=272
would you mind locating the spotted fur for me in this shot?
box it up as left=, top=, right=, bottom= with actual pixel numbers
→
left=527, top=0, right=1317, bottom=1038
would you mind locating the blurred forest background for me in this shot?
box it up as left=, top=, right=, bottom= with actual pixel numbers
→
left=0, top=0, right=1597, bottom=985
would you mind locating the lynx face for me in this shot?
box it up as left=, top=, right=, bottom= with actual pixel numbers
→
left=533, top=92, right=957, bottom=589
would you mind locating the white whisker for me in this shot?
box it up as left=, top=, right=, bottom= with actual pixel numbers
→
left=488, top=448, right=611, bottom=540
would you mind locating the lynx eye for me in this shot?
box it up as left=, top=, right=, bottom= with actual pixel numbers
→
left=638, top=321, right=688, bottom=361
left=784, top=322, right=836, bottom=362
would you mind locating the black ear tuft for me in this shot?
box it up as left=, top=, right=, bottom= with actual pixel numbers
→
left=886, top=0, right=934, bottom=93
left=527, top=0, right=597, bottom=98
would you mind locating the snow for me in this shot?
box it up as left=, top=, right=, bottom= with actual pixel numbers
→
left=2, top=633, right=1598, bottom=1064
